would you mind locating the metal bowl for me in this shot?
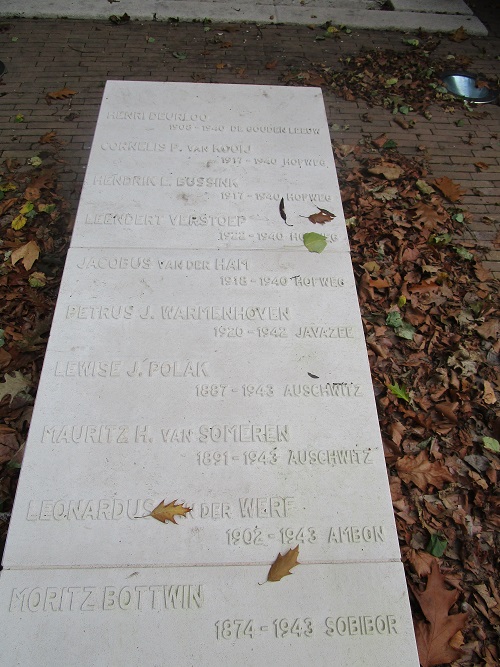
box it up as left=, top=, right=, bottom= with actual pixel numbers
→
left=441, top=71, right=498, bottom=104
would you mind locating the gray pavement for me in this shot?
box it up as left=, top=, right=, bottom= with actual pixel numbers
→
left=0, top=0, right=488, bottom=34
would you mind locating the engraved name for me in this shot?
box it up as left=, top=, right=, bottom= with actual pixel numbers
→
left=169, top=214, right=246, bottom=227
left=53, top=360, right=208, bottom=378
left=100, top=142, right=166, bottom=151
left=85, top=213, right=162, bottom=226
left=287, top=449, right=374, bottom=465
left=92, top=175, right=170, bottom=186
left=244, top=126, right=320, bottom=135
left=328, top=526, right=385, bottom=544
left=106, top=111, right=208, bottom=121
left=177, top=177, right=239, bottom=188
left=161, top=306, right=290, bottom=321
left=27, top=499, right=155, bottom=521
left=284, top=383, right=362, bottom=397
left=10, top=585, right=204, bottom=612
left=170, top=144, right=250, bottom=154
left=161, top=424, right=289, bottom=443
left=41, top=425, right=152, bottom=444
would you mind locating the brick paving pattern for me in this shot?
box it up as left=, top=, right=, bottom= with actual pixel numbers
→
left=0, top=18, right=499, bottom=276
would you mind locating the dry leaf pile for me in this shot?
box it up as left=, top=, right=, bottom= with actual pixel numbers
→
left=336, top=138, right=499, bottom=665
left=283, top=41, right=494, bottom=117
left=0, top=137, right=71, bottom=550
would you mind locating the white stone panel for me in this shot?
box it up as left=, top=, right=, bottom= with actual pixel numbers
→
left=70, top=82, right=350, bottom=251
left=0, top=563, right=419, bottom=666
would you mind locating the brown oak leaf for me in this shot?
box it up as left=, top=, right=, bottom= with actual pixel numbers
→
left=148, top=500, right=191, bottom=524
left=308, top=207, right=335, bottom=224
left=395, top=450, right=454, bottom=491
left=267, top=546, right=299, bottom=582
left=412, top=562, right=468, bottom=667
left=39, top=131, right=57, bottom=144
left=0, top=197, right=17, bottom=217
left=406, top=549, right=436, bottom=578
left=432, top=176, right=465, bottom=202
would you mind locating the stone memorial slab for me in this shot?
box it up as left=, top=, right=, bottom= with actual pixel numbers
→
left=0, top=562, right=419, bottom=666
left=0, top=81, right=418, bottom=664
left=70, top=82, right=350, bottom=251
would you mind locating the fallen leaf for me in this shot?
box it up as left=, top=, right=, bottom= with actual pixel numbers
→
left=368, top=162, right=403, bottom=180
left=46, top=87, right=77, bottom=102
left=426, top=534, right=448, bottom=557
left=476, top=319, right=499, bottom=340
left=303, top=232, right=327, bottom=253
left=388, top=382, right=410, bottom=403
left=28, top=271, right=47, bottom=288
left=474, top=161, right=489, bottom=171
left=172, top=52, right=187, bottom=60
left=0, top=371, right=30, bottom=404
left=396, top=450, right=454, bottom=491
left=482, top=436, right=499, bottom=453
left=483, top=380, right=496, bottom=405
left=265, top=60, right=278, bottom=69
left=432, top=176, right=465, bottom=202
left=449, top=26, right=468, bottom=42
left=407, top=549, right=435, bottom=577
left=148, top=500, right=191, bottom=524
left=308, top=207, right=335, bottom=224
left=38, top=131, right=57, bottom=144
left=0, top=197, right=17, bottom=216
left=11, top=240, right=40, bottom=270
left=267, top=546, right=299, bottom=582
left=11, top=214, right=27, bottom=230
left=413, top=562, right=468, bottom=667
left=279, top=197, right=292, bottom=226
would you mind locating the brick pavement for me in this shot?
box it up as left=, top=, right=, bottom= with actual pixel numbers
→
left=0, top=18, right=499, bottom=277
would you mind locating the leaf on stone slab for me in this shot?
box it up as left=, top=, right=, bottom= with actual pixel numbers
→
left=412, top=562, right=468, bottom=667
left=149, top=499, right=191, bottom=524
left=396, top=450, right=454, bottom=491
left=368, top=162, right=402, bottom=180
left=11, top=240, right=40, bottom=270
left=267, top=546, right=300, bottom=582
left=303, top=232, right=327, bottom=253
left=308, top=207, right=335, bottom=224
left=0, top=371, right=30, bottom=404
left=432, top=176, right=465, bottom=202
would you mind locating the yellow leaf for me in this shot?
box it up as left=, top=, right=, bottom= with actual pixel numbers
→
left=149, top=499, right=191, bottom=524
left=11, top=214, right=27, bottom=230
left=11, top=240, right=40, bottom=270
left=267, top=546, right=300, bottom=582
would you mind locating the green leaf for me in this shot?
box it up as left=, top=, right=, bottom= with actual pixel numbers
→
left=403, top=39, right=419, bottom=46
left=429, top=232, right=452, bottom=246
left=426, top=534, right=447, bottom=557
left=398, top=295, right=407, bottom=308
left=395, top=322, right=416, bottom=340
left=303, top=232, right=327, bottom=253
left=386, top=78, right=398, bottom=86
left=383, top=139, right=398, bottom=149
left=14, top=114, right=24, bottom=123
left=147, top=37, right=155, bottom=43
left=452, top=212, right=464, bottom=223
left=345, top=216, right=357, bottom=227
left=20, top=202, right=34, bottom=215
left=416, top=179, right=435, bottom=195
left=38, top=203, right=56, bottom=214
left=455, top=119, right=466, bottom=127
left=482, top=436, right=500, bottom=453
left=28, top=156, right=42, bottom=167
left=453, top=245, right=473, bottom=261
left=386, top=311, right=403, bottom=328
left=0, top=329, right=5, bottom=347
left=172, top=51, right=187, bottom=59
left=11, top=37, right=18, bottom=42
left=399, top=105, right=411, bottom=115
left=388, top=382, right=410, bottom=403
